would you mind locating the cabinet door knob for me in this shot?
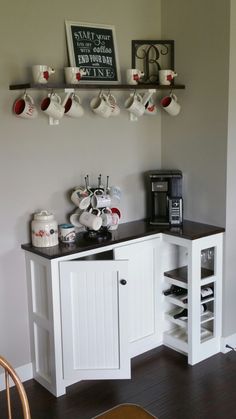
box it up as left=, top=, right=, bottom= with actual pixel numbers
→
left=120, top=279, right=127, bottom=285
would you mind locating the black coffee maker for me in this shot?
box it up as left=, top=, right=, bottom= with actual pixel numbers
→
left=146, top=170, right=183, bottom=225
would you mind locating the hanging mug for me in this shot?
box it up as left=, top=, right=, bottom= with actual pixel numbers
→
left=41, top=93, right=64, bottom=120
left=160, top=93, right=181, bottom=116
left=124, top=93, right=145, bottom=117
left=90, top=92, right=113, bottom=118
left=13, top=93, right=37, bottom=119
left=64, top=93, right=84, bottom=118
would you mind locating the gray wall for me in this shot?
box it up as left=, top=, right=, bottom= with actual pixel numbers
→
left=223, top=0, right=236, bottom=337
left=161, top=0, right=229, bottom=227
left=0, top=0, right=162, bottom=367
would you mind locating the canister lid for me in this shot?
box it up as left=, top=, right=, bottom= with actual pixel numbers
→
left=33, top=210, right=54, bottom=221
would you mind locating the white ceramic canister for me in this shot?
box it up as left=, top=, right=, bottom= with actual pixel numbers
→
left=31, top=210, right=59, bottom=247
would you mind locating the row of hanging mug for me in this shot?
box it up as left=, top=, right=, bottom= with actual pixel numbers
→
left=12, top=90, right=181, bottom=121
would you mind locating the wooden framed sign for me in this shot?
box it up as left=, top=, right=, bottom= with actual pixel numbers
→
left=65, top=21, right=121, bottom=83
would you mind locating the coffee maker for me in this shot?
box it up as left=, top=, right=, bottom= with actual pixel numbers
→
left=146, top=170, right=183, bottom=225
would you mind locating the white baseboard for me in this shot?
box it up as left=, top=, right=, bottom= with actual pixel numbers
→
left=0, top=362, right=33, bottom=391
left=221, top=333, right=236, bottom=353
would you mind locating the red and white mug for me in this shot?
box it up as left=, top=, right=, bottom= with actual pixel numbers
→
left=64, top=93, right=84, bottom=118
left=64, top=67, right=86, bottom=84
left=32, top=65, right=55, bottom=84
left=13, top=93, right=37, bottom=119
left=41, top=93, right=64, bottom=120
left=160, top=93, right=181, bottom=116
left=159, top=69, right=178, bottom=85
left=126, top=69, right=144, bottom=85
left=108, top=207, right=121, bottom=230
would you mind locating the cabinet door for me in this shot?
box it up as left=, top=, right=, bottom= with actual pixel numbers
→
left=60, top=260, right=130, bottom=381
left=114, top=238, right=161, bottom=357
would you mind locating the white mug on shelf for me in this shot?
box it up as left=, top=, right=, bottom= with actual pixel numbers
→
left=40, top=93, right=64, bottom=120
left=126, top=69, right=144, bottom=85
left=13, top=93, right=37, bottom=119
left=159, top=69, right=178, bottom=85
left=32, top=65, right=55, bottom=84
left=160, top=93, right=181, bottom=116
left=64, top=67, right=86, bottom=84
left=64, top=93, right=84, bottom=118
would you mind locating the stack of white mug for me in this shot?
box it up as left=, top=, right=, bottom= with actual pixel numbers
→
left=69, top=177, right=122, bottom=233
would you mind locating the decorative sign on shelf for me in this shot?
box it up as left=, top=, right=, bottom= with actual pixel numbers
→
left=132, top=40, right=175, bottom=84
left=65, top=21, right=121, bottom=84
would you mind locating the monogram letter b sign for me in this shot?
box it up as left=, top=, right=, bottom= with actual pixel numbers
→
left=132, top=40, right=175, bottom=84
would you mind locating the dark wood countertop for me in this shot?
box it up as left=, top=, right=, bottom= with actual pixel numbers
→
left=21, top=219, right=225, bottom=260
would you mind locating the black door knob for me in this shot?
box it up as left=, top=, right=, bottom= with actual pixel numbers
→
left=120, top=279, right=127, bottom=285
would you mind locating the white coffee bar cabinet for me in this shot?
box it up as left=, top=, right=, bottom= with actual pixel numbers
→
left=22, top=220, right=224, bottom=397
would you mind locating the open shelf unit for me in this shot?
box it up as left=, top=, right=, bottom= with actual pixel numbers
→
left=161, top=232, right=223, bottom=365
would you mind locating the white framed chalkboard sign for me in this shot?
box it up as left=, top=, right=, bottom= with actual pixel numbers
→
left=65, top=21, right=121, bottom=84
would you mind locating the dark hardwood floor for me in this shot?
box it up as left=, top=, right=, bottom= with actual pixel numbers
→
left=3, top=346, right=236, bottom=419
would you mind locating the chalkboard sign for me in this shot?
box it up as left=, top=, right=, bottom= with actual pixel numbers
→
left=65, top=21, right=121, bottom=83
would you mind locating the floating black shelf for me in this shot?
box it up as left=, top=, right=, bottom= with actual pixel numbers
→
left=9, top=82, right=186, bottom=91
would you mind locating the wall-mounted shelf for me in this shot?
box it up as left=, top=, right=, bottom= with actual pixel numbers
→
left=9, top=82, right=186, bottom=91
left=10, top=82, right=186, bottom=125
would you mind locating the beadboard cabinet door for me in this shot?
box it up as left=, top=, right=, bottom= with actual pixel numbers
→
left=114, top=238, right=162, bottom=357
left=60, top=260, right=130, bottom=381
